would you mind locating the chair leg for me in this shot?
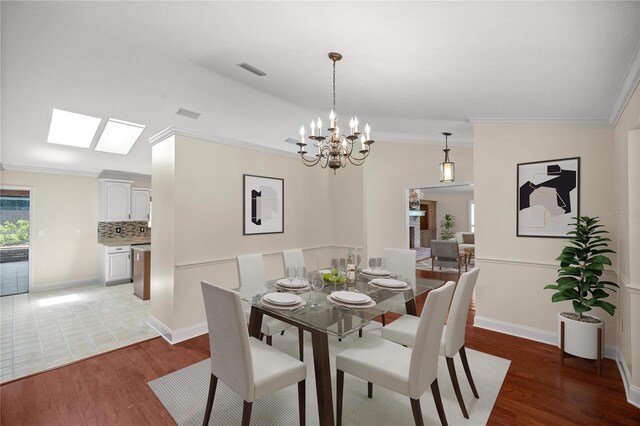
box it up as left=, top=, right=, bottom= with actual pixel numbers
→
left=431, top=379, right=448, bottom=426
left=259, top=333, right=265, bottom=341
left=298, top=328, right=304, bottom=361
left=241, top=401, right=252, bottom=426
left=367, top=381, right=373, bottom=398
left=359, top=329, right=363, bottom=338
left=446, top=357, right=469, bottom=419
left=298, top=380, right=306, bottom=426
left=202, top=374, right=218, bottom=426
left=381, top=314, right=386, bottom=326
left=459, top=346, right=479, bottom=398
left=337, top=370, right=344, bottom=426
left=266, top=335, right=272, bottom=346
left=410, top=397, right=424, bottom=426
left=281, top=330, right=286, bottom=336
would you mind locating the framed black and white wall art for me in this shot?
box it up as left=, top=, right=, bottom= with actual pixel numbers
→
left=517, top=157, right=580, bottom=238
left=243, top=174, right=284, bottom=235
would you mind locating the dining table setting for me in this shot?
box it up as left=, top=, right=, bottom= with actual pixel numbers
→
left=239, top=263, right=444, bottom=426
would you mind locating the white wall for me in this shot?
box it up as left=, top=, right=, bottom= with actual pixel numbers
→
left=613, top=81, right=640, bottom=390
left=0, top=170, right=99, bottom=290
left=420, top=189, right=474, bottom=237
left=363, top=141, right=474, bottom=258
left=473, top=125, right=618, bottom=346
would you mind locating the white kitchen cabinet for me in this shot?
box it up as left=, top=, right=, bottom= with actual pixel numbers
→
left=130, top=188, right=151, bottom=221
left=98, top=245, right=132, bottom=286
left=99, top=179, right=133, bottom=221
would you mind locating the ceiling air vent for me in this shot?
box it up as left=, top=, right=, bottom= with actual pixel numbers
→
left=176, top=108, right=201, bottom=120
left=237, top=63, right=267, bottom=77
left=284, top=138, right=298, bottom=145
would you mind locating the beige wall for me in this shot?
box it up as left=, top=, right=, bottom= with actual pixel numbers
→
left=613, top=81, right=640, bottom=388
left=363, top=141, right=474, bottom=259
left=0, top=170, right=99, bottom=290
left=420, top=189, right=474, bottom=237
left=473, top=125, right=618, bottom=345
left=151, top=134, right=339, bottom=331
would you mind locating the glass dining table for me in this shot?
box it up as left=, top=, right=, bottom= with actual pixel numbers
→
left=241, top=272, right=445, bottom=426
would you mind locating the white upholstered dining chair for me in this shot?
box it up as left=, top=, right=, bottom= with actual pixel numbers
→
left=282, top=248, right=306, bottom=272
left=381, top=268, right=481, bottom=418
left=237, top=254, right=304, bottom=360
left=335, top=281, right=456, bottom=426
left=377, top=248, right=417, bottom=328
left=200, top=281, right=307, bottom=426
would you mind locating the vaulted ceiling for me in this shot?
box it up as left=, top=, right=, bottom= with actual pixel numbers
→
left=2, top=1, right=639, bottom=174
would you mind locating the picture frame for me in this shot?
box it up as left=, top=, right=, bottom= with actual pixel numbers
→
left=243, top=174, right=284, bottom=235
left=517, top=157, right=580, bottom=238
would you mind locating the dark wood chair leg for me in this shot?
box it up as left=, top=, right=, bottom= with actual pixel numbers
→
left=446, top=357, right=469, bottom=419
left=431, top=379, right=448, bottom=426
left=367, top=381, right=373, bottom=398
left=337, top=370, right=344, bottom=426
left=241, top=401, right=252, bottom=426
left=459, top=346, right=479, bottom=398
left=298, top=328, right=304, bottom=361
left=410, top=397, right=424, bottom=426
left=266, top=335, right=272, bottom=346
left=359, top=329, right=363, bottom=338
left=281, top=330, right=286, bottom=336
left=259, top=333, right=265, bottom=342
left=202, top=374, right=218, bottom=426
left=381, top=314, right=386, bottom=326
left=298, top=380, right=306, bottom=426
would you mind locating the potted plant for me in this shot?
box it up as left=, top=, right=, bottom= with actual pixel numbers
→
left=544, top=216, right=618, bottom=365
left=440, top=213, right=456, bottom=240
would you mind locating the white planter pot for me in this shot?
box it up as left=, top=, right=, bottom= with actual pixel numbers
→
left=557, top=312, right=603, bottom=360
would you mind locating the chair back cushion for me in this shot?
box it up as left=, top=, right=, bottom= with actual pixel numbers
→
left=237, top=253, right=266, bottom=290
left=201, top=281, right=255, bottom=401
left=383, top=248, right=416, bottom=284
left=408, top=281, right=456, bottom=398
left=282, top=249, right=306, bottom=273
left=443, top=268, right=480, bottom=356
left=430, top=240, right=459, bottom=259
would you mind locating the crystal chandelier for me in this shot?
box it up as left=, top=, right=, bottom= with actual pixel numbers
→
left=440, top=132, right=455, bottom=182
left=296, top=52, right=374, bottom=173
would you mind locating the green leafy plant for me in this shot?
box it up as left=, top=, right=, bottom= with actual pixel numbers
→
left=440, top=213, right=456, bottom=240
left=0, top=220, right=29, bottom=247
left=544, top=216, right=618, bottom=318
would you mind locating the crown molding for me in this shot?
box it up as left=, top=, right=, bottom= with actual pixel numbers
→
left=148, top=126, right=299, bottom=159
left=0, top=163, right=101, bottom=177
left=609, top=40, right=640, bottom=126
left=468, top=117, right=612, bottom=127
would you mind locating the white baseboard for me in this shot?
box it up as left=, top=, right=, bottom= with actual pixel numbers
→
left=473, top=315, right=618, bottom=360
left=30, top=277, right=98, bottom=292
left=147, top=316, right=208, bottom=345
left=617, top=352, right=640, bottom=409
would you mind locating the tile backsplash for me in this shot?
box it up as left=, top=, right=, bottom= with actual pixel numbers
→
left=98, top=221, right=151, bottom=240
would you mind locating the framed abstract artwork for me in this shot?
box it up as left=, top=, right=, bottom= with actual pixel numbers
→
left=243, top=174, right=284, bottom=235
left=517, top=157, right=580, bottom=238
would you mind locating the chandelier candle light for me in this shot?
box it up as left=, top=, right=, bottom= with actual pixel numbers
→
left=296, top=52, right=374, bottom=173
left=440, top=132, right=455, bottom=182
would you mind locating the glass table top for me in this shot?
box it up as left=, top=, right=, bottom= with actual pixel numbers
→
left=239, top=272, right=445, bottom=339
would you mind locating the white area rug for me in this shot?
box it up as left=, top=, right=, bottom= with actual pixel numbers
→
left=416, top=258, right=476, bottom=273
left=149, top=325, right=510, bottom=426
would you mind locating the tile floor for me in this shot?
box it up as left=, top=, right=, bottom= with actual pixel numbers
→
left=0, top=283, right=158, bottom=383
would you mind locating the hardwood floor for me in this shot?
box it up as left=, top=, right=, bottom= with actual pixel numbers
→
left=1, top=270, right=638, bottom=425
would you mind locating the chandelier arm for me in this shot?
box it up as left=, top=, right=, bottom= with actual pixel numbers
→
left=300, top=153, right=322, bottom=167
left=346, top=151, right=369, bottom=166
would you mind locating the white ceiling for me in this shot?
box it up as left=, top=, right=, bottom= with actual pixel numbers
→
left=1, top=1, right=639, bottom=175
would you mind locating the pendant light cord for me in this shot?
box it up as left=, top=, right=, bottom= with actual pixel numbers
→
left=332, top=58, right=337, bottom=113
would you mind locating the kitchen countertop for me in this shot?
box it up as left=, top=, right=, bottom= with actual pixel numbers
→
left=98, top=239, right=151, bottom=247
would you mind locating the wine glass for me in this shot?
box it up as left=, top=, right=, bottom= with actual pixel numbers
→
left=368, top=257, right=377, bottom=274
left=297, top=266, right=307, bottom=287
left=311, top=272, right=324, bottom=306
left=306, top=271, right=316, bottom=302
left=339, top=259, right=347, bottom=285
left=285, top=266, right=294, bottom=282
left=376, top=257, right=384, bottom=274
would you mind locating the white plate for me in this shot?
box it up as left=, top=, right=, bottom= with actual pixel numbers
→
left=263, top=292, right=302, bottom=306
left=330, top=291, right=371, bottom=304
left=326, top=294, right=376, bottom=309
left=371, top=278, right=408, bottom=288
left=276, top=278, right=308, bottom=288
left=261, top=297, right=306, bottom=311
left=361, top=268, right=391, bottom=276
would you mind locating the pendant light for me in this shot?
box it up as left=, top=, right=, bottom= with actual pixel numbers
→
left=440, top=132, right=455, bottom=182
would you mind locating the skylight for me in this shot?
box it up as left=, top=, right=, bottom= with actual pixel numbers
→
left=94, top=118, right=146, bottom=155
left=47, top=108, right=102, bottom=148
